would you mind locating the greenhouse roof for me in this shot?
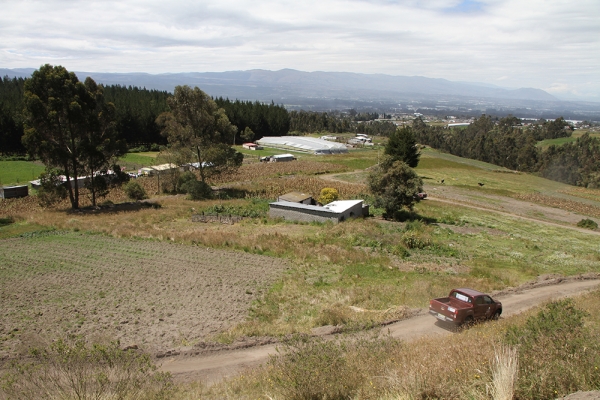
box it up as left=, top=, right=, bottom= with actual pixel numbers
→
left=256, top=136, right=348, bottom=154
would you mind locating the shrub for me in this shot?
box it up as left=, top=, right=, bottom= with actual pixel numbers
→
left=36, top=170, right=68, bottom=207
left=176, top=171, right=198, bottom=194
left=577, top=218, right=598, bottom=230
left=318, top=187, right=339, bottom=205
left=185, top=180, right=213, bottom=200
left=316, top=304, right=351, bottom=326
left=0, top=339, right=173, bottom=399
left=392, top=245, right=411, bottom=258
left=123, top=181, right=148, bottom=200
left=401, top=231, right=431, bottom=249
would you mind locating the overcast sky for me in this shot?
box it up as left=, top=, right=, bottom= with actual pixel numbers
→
left=1, top=0, right=599, bottom=101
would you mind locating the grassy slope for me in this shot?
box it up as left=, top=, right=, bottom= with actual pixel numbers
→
left=0, top=161, right=45, bottom=186
left=537, top=130, right=600, bottom=149
left=2, top=145, right=599, bottom=398
left=2, top=147, right=598, bottom=340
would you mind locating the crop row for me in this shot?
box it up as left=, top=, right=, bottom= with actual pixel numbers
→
left=209, top=160, right=347, bottom=185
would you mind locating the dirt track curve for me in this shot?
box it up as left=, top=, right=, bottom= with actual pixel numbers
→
left=160, top=277, right=600, bottom=385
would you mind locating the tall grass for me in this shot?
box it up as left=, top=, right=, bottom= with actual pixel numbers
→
left=0, top=339, right=173, bottom=399
left=490, top=345, right=518, bottom=400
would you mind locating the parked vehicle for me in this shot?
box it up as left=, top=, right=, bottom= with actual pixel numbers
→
left=429, top=288, right=502, bottom=325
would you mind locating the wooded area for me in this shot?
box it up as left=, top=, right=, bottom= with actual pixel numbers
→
left=414, top=115, right=600, bottom=188
left=0, top=76, right=294, bottom=154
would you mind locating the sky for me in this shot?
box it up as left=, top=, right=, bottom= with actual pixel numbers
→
left=1, top=0, right=599, bottom=101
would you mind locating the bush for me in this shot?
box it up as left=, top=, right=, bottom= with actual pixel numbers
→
left=36, top=170, right=68, bottom=207
left=123, top=181, right=148, bottom=200
left=401, top=231, right=431, bottom=249
left=176, top=171, right=198, bottom=194
left=185, top=180, right=213, bottom=200
left=318, top=187, right=339, bottom=205
left=0, top=339, right=173, bottom=399
left=577, top=218, right=598, bottom=230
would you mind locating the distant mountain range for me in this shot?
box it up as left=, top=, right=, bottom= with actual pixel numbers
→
left=2, top=68, right=599, bottom=119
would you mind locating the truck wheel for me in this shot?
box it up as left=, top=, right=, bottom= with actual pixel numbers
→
left=491, top=310, right=501, bottom=321
left=462, top=316, right=474, bottom=328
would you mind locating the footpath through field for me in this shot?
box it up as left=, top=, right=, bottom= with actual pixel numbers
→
left=159, top=278, right=600, bottom=385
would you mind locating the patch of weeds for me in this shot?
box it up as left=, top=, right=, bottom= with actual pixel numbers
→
left=427, top=243, right=459, bottom=257
left=468, top=266, right=504, bottom=283
left=202, top=199, right=269, bottom=218
left=401, top=231, right=431, bottom=249
left=504, top=299, right=600, bottom=399
left=577, top=218, right=598, bottom=230
left=392, top=245, right=411, bottom=258
left=404, top=219, right=424, bottom=232
left=436, top=212, right=462, bottom=225
left=313, top=276, right=330, bottom=288
left=0, top=339, right=173, bottom=399
left=316, top=304, right=350, bottom=326
left=0, top=216, right=15, bottom=227
left=348, top=234, right=384, bottom=250
left=18, top=228, right=59, bottom=238
left=393, top=209, right=437, bottom=223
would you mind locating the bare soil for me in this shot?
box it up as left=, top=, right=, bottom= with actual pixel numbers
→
left=0, top=232, right=291, bottom=360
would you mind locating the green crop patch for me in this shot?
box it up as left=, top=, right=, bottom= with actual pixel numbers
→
left=0, top=161, right=45, bottom=186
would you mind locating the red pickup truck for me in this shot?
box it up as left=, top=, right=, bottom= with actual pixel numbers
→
left=429, top=288, right=502, bottom=325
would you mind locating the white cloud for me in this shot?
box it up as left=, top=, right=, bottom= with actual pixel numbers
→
left=1, top=0, right=599, bottom=100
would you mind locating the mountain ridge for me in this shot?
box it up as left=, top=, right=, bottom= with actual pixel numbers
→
left=1, top=67, right=557, bottom=102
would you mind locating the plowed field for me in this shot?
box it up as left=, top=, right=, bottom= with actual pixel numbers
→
left=0, top=231, right=291, bottom=360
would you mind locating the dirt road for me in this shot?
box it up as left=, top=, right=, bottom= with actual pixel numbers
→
left=159, top=277, right=600, bottom=384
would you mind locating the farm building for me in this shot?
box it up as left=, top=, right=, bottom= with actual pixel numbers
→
left=139, top=163, right=178, bottom=176
left=257, top=136, right=348, bottom=155
left=0, top=185, right=29, bottom=199
left=448, top=123, right=470, bottom=127
left=260, top=154, right=296, bottom=162
left=277, top=191, right=314, bottom=205
left=269, top=199, right=368, bottom=223
left=30, top=175, right=88, bottom=190
left=242, top=143, right=263, bottom=150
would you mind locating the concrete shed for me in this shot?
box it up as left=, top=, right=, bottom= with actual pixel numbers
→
left=0, top=185, right=29, bottom=199
left=269, top=199, right=367, bottom=223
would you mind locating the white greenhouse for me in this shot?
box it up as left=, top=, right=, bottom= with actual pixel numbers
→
left=256, top=136, right=348, bottom=155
